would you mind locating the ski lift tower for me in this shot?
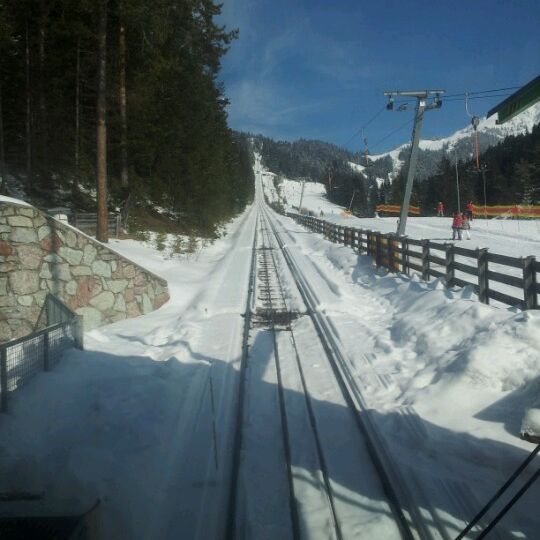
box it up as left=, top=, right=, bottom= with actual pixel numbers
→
left=384, top=89, right=444, bottom=236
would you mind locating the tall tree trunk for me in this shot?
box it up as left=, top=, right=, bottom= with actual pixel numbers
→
left=0, top=83, right=5, bottom=194
left=119, top=2, right=128, bottom=190
left=73, top=37, right=80, bottom=197
left=119, top=1, right=130, bottom=229
left=38, top=0, right=48, bottom=183
left=96, top=0, right=108, bottom=243
left=25, top=17, right=32, bottom=189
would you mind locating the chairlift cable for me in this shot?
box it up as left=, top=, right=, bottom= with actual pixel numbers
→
left=342, top=105, right=386, bottom=148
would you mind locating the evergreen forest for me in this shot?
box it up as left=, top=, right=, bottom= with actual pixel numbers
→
left=389, top=123, right=540, bottom=215
left=255, top=122, right=540, bottom=218
left=0, top=0, right=254, bottom=237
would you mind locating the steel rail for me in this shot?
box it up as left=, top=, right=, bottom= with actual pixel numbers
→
left=224, top=212, right=260, bottom=540
left=258, top=219, right=302, bottom=539
left=260, top=209, right=345, bottom=538
left=259, top=212, right=343, bottom=540
left=262, top=204, right=426, bottom=540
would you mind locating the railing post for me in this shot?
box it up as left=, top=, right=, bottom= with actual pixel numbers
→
left=401, top=236, right=409, bottom=274
left=445, top=243, right=455, bottom=287
left=421, top=239, right=430, bottom=281
left=1, top=347, right=7, bottom=412
left=43, top=332, right=50, bottom=372
left=386, top=234, right=394, bottom=271
left=116, top=214, right=121, bottom=238
left=375, top=232, right=382, bottom=267
left=74, top=314, right=84, bottom=350
left=477, top=248, right=489, bottom=304
left=522, top=256, right=537, bottom=310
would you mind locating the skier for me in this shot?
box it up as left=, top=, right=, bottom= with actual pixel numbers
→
left=437, top=201, right=445, bottom=217
left=466, top=201, right=475, bottom=221
left=452, top=212, right=463, bottom=240
left=461, top=213, right=471, bottom=240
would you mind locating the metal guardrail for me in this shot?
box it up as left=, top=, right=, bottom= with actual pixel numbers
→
left=72, top=213, right=121, bottom=238
left=288, top=213, right=539, bottom=311
left=0, top=295, right=83, bottom=413
left=45, top=209, right=121, bottom=238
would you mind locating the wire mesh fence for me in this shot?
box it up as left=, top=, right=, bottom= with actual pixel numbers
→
left=0, top=295, right=83, bottom=412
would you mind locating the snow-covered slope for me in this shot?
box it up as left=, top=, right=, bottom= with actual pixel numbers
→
left=369, top=102, right=540, bottom=179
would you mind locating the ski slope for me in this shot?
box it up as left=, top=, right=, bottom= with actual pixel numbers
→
left=0, top=160, right=539, bottom=538
left=263, top=174, right=540, bottom=260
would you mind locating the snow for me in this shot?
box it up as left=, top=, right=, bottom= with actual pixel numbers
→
left=521, top=408, right=540, bottom=440
left=0, top=153, right=538, bottom=538
left=0, top=194, right=32, bottom=207
left=264, top=172, right=540, bottom=261
left=369, top=101, right=540, bottom=178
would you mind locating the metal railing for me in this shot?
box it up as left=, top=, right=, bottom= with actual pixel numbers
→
left=288, top=213, right=539, bottom=311
left=72, top=212, right=121, bottom=238
left=1, top=294, right=83, bottom=412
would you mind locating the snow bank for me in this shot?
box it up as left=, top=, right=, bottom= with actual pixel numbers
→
left=0, top=194, right=31, bottom=207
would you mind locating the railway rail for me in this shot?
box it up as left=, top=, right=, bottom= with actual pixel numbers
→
left=226, top=200, right=433, bottom=539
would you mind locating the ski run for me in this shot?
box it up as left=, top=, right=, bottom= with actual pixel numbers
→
left=1, top=155, right=539, bottom=539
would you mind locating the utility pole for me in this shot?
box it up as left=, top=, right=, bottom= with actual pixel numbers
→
left=298, top=179, right=306, bottom=213
left=384, top=89, right=444, bottom=236
left=455, top=156, right=461, bottom=214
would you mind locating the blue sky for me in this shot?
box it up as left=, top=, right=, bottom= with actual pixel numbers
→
left=217, top=0, right=540, bottom=153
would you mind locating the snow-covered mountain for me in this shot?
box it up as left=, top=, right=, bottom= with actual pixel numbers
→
left=364, top=102, right=540, bottom=181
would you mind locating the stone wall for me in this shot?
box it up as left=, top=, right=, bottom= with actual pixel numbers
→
left=0, top=202, right=169, bottom=343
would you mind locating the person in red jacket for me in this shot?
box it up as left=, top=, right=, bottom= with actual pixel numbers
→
left=452, top=212, right=462, bottom=240
left=437, top=201, right=444, bottom=216
left=466, top=201, right=475, bottom=220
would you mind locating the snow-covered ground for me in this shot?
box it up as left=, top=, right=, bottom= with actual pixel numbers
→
left=0, top=157, right=538, bottom=538
left=368, top=101, right=540, bottom=179
left=264, top=176, right=540, bottom=260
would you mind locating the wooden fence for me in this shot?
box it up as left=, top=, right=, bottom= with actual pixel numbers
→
left=287, top=213, right=539, bottom=311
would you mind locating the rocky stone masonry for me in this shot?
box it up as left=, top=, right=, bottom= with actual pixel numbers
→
left=0, top=202, right=170, bottom=343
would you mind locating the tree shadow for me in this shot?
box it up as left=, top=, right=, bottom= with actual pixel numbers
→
left=475, top=376, right=540, bottom=438
left=0, top=335, right=538, bottom=540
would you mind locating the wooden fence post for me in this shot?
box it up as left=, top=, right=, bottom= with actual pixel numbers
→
left=401, top=236, right=409, bottom=274
left=445, top=243, right=455, bottom=287
left=421, top=240, right=430, bottom=281
left=522, top=256, right=537, bottom=310
left=375, top=232, right=382, bottom=267
left=1, top=347, right=7, bottom=412
left=477, top=248, right=489, bottom=304
left=386, top=234, right=394, bottom=272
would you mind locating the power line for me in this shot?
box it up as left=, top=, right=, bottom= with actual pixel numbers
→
left=445, top=92, right=513, bottom=102
left=369, top=116, right=415, bottom=153
left=342, top=84, right=522, bottom=152
left=342, top=105, right=386, bottom=148
left=445, top=85, right=521, bottom=98
left=394, top=92, right=514, bottom=107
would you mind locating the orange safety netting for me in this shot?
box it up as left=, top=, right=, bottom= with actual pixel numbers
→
left=471, top=205, right=540, bottom=218
left=375, top=204, right=421, bottom=216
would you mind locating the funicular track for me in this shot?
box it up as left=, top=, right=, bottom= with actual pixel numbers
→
left=226, top=202, right=433, bottom=540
